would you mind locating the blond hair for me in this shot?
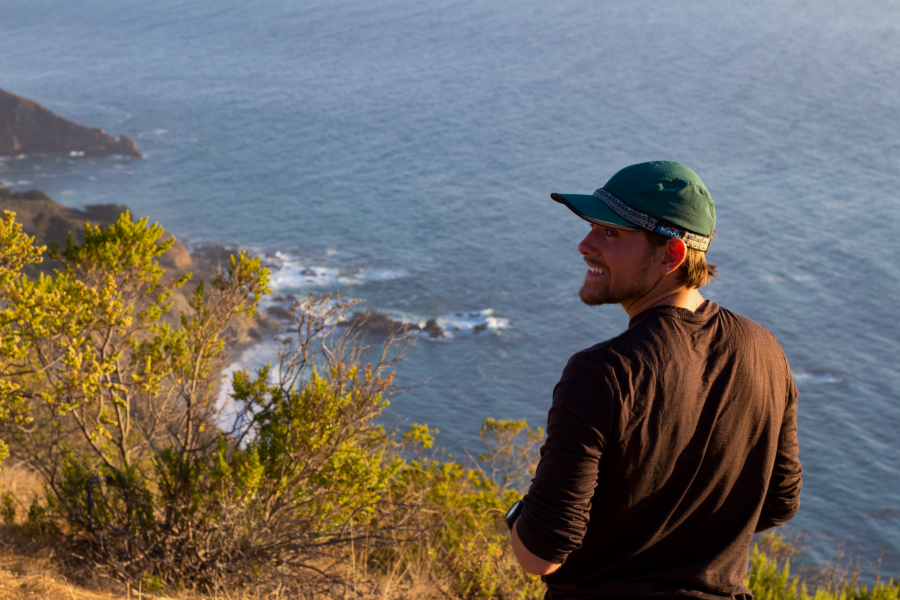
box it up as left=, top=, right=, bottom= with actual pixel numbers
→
left=645, top=231, right=718, bottom=289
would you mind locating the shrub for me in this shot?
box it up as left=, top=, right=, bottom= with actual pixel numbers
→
left=0, top=209, right=270, bottom=586
left=747, top=533, right=900, bottom=600
left=1, top=208, right=541, bottom=596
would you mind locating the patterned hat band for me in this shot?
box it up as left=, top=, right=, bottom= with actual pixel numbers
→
left=592, top=188, right=712, bottom=252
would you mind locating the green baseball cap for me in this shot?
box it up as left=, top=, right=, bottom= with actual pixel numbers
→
left=551, top=161, right=716, bottom=251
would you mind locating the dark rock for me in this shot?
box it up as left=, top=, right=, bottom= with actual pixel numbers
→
left=190, top=244, right=240, bottom=267
left=473, top=323, right=488, bottom=334
left=0, top=188, right=51, bottom=201
left=265, top=305, right=293, bottom=321
left=301, top=268, right=317, bottom=276
left=422, top=318, right=445, bottom=339
left=338, top=311, right=420, bottom=337
left=82, top=203, right=129, bottom=223
left=0, top=88, right=142, bottom=158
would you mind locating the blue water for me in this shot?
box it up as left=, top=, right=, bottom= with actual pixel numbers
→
left=3, top=0, right=900, bottom=574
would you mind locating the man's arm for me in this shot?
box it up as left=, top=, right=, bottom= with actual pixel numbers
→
left=511, top=520, right=562, bottom=575
left=511, top=354, right=612, bottom=570
left=756, top=376, right=802, bottom=532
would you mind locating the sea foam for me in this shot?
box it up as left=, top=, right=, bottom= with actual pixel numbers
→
left=792, top=371, right=842, bottom=385
left=266, top=251, right=408, bottom=291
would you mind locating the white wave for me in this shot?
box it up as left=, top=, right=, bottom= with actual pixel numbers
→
left=16, top=180, right=32, bottom=185
left=792, top=371, right=841, bottom=385
left=266, top=252, right=407, bottom=291
left=354, top=268, right=408, bottom=281
left=216, top=342, right=280, bottom=431
left=137, top=128, right=168, bottom=138
left=270, top=264, right=354, bottom=289
left=435, top=309, right=510, bottom=338
left=68, top=151, right=85, bottom=157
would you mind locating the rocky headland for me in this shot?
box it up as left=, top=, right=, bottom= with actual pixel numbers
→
left=0, top=88, right=141, bottom=158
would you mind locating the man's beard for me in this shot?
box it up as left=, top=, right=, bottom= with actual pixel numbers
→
left=579, top=254, right=656, bottom=307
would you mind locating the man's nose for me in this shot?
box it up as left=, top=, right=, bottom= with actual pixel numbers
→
left=578, top=229, right=597, bottom=256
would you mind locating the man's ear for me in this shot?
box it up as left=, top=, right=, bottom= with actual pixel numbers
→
left=662, top=238, right=688, bottom=274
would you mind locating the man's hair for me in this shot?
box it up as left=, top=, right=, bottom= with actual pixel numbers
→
left=645, top=231, right=718, bottom=289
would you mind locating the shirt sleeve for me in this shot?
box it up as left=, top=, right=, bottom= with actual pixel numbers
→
left=517, top=354, right=613, bottom=564
left=755, top=375, right=802, bottom=532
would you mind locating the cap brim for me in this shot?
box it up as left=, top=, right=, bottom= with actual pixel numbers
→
left=550, top=193, right=638, bottom=230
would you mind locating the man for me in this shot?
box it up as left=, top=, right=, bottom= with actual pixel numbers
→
left=505, top=161, right=802, bottom=599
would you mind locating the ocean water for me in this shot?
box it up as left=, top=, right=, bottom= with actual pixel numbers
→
left=2, top=0, right=899, bottom=573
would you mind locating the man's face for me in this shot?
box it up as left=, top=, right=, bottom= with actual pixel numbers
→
left=577, top=224, right=660, bottom=306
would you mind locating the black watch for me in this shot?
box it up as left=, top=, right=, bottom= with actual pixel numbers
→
left=504, top=498, right=524, bottom=531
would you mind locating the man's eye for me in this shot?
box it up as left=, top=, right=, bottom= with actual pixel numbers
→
left=605, top=228, right=618, bottom=237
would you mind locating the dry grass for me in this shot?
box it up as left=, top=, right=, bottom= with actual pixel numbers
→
left=0, top=550, right=122, bottom=600
left=0, top=543, right=454, bottom=600
left=0, top=462, right=45, bottom=513
left=0, top=463, right=455, bottom=600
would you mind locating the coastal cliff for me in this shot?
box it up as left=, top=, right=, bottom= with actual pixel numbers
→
left=0, top=88, right=141, bottom=158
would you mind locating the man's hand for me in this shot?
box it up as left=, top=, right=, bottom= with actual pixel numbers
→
left=511, top=520, right=562, bottom=576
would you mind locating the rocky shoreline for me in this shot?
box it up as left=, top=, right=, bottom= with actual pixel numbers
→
left=263, top=299, right=445, bottom=340
left=0, top=187, right=449, bottom=359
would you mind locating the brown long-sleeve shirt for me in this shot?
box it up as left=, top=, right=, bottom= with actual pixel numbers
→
left=518, top=303, right=802, bottom=599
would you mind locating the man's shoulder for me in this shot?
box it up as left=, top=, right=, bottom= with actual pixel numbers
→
left=563, top=328, right=641, bottom=376
left=712, top=304, right=786, bottom=349
left=568, top=303, right=787, bottom=369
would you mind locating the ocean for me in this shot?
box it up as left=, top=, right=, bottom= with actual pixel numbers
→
left=2, top=0, right=899, bottom=573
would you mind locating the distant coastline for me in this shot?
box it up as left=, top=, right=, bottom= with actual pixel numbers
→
left=0, top=88, right=141, bottom=158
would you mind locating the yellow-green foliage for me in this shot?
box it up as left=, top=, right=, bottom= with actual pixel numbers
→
left=0, top=210, right=46, bottom=462
left=0, top=209, right=271, bottom=585
left=746, top=534, right=900, bottom=600
left=387, top=420, right=545, bottom=600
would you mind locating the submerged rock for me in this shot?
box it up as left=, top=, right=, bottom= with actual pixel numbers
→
left=422, top=318, right=445, bottom=338
left=265, top=305, right=293, bottom=321
left=338, top=312, right=445, bottom=339
left=0, top=88, right=142, bottom=158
